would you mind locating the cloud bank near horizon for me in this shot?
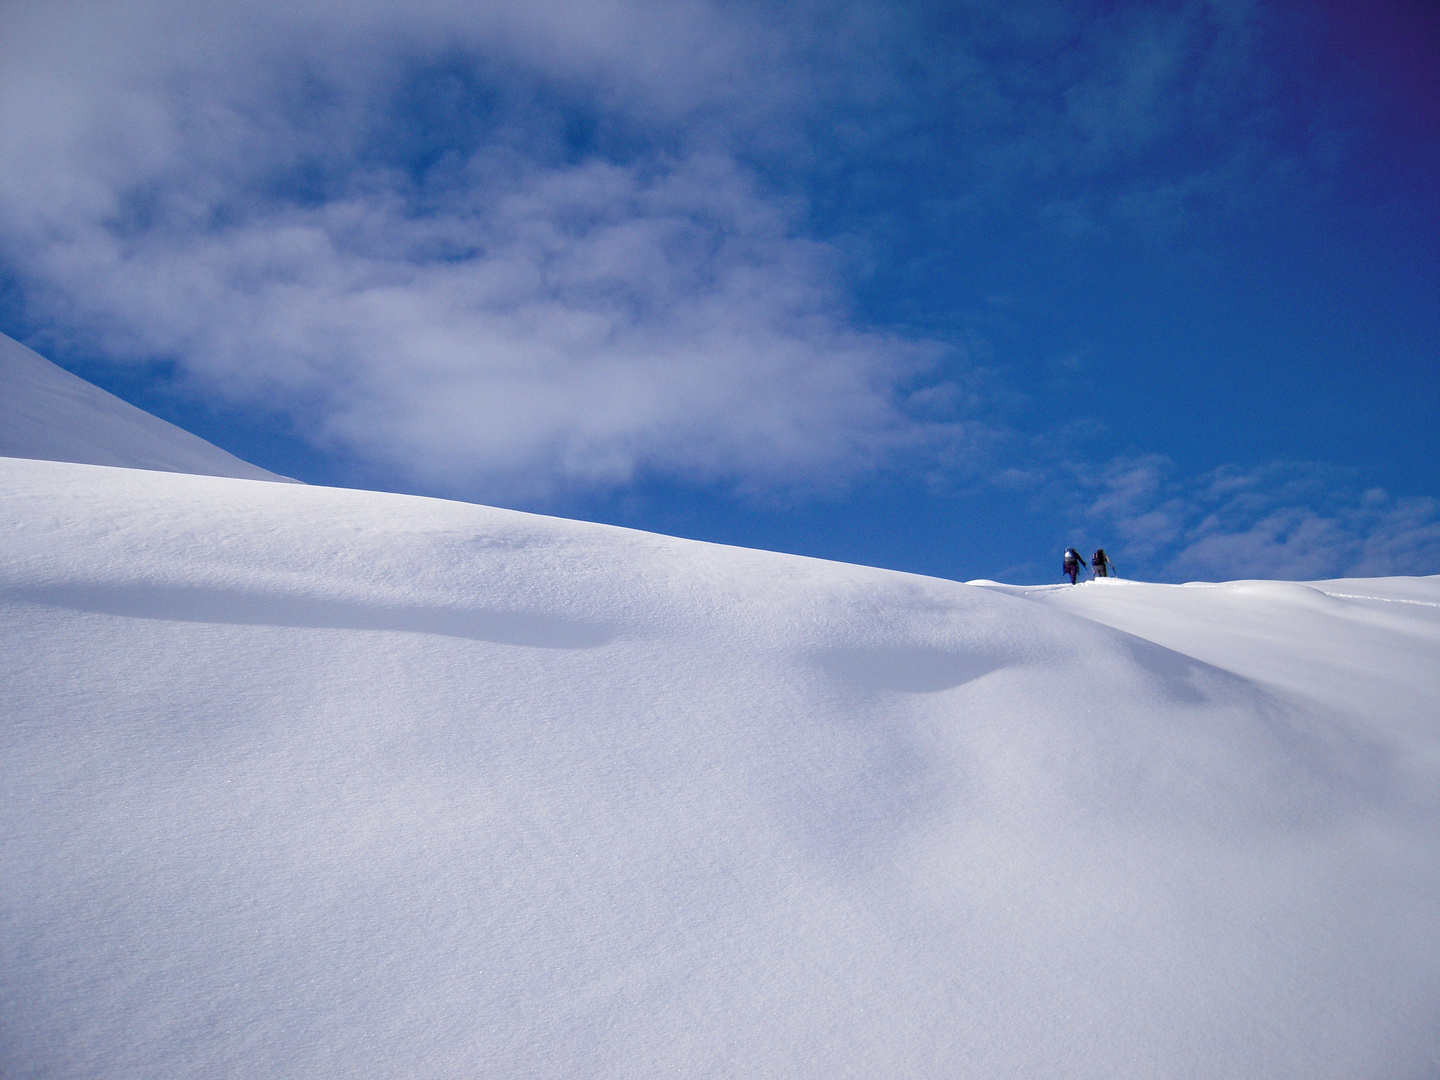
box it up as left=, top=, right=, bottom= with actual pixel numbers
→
left=1079, top=456, right=1440, bottom=581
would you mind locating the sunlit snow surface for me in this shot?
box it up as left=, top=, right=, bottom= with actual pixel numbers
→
left=3, top=456, right=1438, bottom=1078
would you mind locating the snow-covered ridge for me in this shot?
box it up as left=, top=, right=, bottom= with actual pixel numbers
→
left=0, top=331, right=295, bottom=482
left=3, top=454, right=1438, bottom=1078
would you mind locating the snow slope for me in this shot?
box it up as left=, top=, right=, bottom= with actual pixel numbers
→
left=2, top=455, right=1438, bottom=1079
left=0, top=332, right=295, bottom=482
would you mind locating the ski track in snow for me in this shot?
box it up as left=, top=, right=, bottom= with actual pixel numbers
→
left=3, top=456, right=1439, bottom=1079
left=1320, top=592, right=1440, bottom=607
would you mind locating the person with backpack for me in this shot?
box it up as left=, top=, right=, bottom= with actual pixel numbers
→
left=1062, top=546, right=1086, bottom=584
left=1091, top=548, right=1115, bottom=578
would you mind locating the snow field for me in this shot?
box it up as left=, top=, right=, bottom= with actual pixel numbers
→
left=2, top=456, right=1438, bottom=1077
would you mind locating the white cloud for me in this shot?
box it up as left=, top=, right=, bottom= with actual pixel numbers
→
left=19, top=147, right=938, bottom=494
left=0, top=0, right=945, bottom=496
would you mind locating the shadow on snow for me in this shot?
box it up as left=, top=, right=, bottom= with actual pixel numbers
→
left=4, top=584, right=615, bottom=650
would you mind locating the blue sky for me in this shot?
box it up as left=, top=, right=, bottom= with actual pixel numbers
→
left=1, top=0, right=1436, bottom=583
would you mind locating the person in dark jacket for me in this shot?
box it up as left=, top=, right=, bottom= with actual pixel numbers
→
left=1091, top=548, right=1114, bottom=578
left=1063, top=547, right=1085, bottom=584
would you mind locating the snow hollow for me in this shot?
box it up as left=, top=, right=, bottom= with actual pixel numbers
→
left=2, top=458, right=1439, bottom=1074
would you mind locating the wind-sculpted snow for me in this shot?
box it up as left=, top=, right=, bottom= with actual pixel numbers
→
left=811, top=645, right=1014, bottom=693
left=2, top=456, right=1438, bottom=1079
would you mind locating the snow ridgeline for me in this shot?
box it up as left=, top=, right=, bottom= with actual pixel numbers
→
left=0, top=331, right=296, bottom=482
left=2, top=455, right=1438, bottom=1078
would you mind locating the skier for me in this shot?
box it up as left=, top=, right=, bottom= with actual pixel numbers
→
left=1062, top=546, right=1086, bottom=584
left=1091, top=548, right=1115, bottom=578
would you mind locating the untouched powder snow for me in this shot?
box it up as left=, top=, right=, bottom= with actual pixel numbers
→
left=3, top=455, right=1439, bottom=1078
left=0, top=332, right=295, bottom=482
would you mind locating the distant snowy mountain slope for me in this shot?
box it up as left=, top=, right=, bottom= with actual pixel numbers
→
left=2, top=456, right=1438, bottom=1079
left=0, top=331, right=294, bottom=481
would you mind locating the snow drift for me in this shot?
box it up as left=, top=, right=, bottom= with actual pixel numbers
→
left=2, top=454, right=1438, bottom=1078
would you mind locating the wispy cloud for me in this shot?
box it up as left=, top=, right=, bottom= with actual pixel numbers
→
left=1079, top=457, right=1440, bottom=581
